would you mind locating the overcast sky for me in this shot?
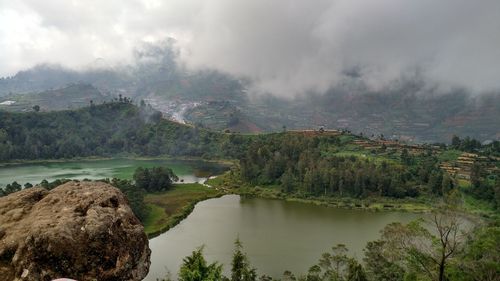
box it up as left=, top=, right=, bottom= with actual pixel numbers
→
left=1, top=0, right=499, bottom=96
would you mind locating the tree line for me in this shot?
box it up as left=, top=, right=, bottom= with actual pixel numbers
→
left=451, top=135, right=500, bottom=156
left=238, top=134, right=459, bottom=199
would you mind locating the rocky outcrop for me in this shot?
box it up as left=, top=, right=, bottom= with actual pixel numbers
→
left=0, top=181, right=150, bottom=281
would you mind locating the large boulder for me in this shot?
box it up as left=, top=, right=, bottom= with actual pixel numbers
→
left=0, top=181, right=150, bottom=281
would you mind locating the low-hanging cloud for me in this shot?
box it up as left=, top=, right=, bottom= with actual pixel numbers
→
left=1, top=0, right=499, bottom=96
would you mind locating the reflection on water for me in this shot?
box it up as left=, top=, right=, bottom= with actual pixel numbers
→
left=146, top=195, right=420, bottom=280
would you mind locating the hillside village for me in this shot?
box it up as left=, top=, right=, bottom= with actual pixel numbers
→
left=440, top=152, right=500, bottom=179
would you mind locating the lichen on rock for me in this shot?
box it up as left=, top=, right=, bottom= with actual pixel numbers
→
left=0, top=181, right=151, bottom=281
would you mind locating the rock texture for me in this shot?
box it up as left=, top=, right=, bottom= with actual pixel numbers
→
left=0, top=181, right=150, bottom=281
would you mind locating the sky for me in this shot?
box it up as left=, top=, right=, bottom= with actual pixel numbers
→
left=1, top=0, right=499, bottom=96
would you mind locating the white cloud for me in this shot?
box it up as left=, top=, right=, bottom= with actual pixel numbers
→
left=0, top=0, right=499, bottom=95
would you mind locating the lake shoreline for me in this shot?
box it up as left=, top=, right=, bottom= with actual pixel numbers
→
left=143, top=182, right=227, bottom=238
left=143, top=182, right=433, bottom=239
left=0, top=155, right=235, bottom=168
left=145, top=194, right=422, bottom=280
left=146, top=192, right=226, bottom=239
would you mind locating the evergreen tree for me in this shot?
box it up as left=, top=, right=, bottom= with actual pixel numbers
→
left=231, top=239, right=257, bottom=281
left=280, top=168, right=296, bottom=193
left=179, top=247, right=223, bottom=281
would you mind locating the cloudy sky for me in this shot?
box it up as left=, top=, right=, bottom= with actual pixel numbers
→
left=1, top=0, right=499, bottom=96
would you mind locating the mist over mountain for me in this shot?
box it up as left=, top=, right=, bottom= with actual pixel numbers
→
left=1, top=0, right=500, bottom=143
left=2, top=1, right=500, bottom=96
left=0, top=40, right=498, bottom=143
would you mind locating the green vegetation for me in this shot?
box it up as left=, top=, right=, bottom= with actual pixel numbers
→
left=104, top=178, right=149, bottom=221
left=437, top=149, right=462, bottom=162
left=0, top=103, right=498, bottom=219
left=0, top=100, right=235, bottom=161
left=230, top=239, right=257, bottom=281
left=0, top=100, right=498, bottom=280
left=143, top=183, right=221, bottom=237
left=133, top=166, right=178, bottom=192
left=0, top=181, right=22, bottom=196
left=178, top=247, right=224, bottom=281
left=238, top=134, right=445, bottom=199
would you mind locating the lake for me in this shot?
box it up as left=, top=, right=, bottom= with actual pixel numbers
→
left=0, top=158, right=229, bottom=188
left=146, top=195, right=420, bottom=280
left=0, top=159, right=420, bottom=280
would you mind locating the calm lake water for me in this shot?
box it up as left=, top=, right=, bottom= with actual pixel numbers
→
left=146, top=195, right=420, bottom=280
left=0, top=158, right=228, bottom=187
left=0, top=159, right=420, bottom=280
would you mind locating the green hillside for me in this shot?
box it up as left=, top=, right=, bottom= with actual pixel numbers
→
left=0, top=101, right=229, bottom=161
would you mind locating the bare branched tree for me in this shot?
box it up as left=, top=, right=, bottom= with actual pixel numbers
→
left=380, top=207, right=468, bottom=281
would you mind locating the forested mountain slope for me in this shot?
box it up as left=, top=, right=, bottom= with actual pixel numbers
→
left=0, top=101, right=229, bottom=161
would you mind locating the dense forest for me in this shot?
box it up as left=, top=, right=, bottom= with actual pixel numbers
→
left=237, top=133, right=500, bottom=208
left=0, top=100, right=235, bottom=160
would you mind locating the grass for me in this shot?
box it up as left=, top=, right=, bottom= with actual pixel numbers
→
left=458, top=179, right=471, bottom=188
left=205, top=175, right=225, bottom=187
left=143, top=183, right=223, bottom=237
left=458, top=181, right=498, bottom=219
left=438, top=149, right=462, bottom=162
left=462, top=193, right=498, bottom=220
left=328, top=150, right=400, bottom=165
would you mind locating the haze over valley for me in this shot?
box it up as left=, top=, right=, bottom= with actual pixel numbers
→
left=0, top=1, right=499, bottom=281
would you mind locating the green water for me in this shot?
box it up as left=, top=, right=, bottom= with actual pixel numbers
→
left=146, top=195, right=420, bottom=280
left=0, top=158, right=228, bottom=187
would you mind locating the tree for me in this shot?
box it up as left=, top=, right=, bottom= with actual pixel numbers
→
left=282, top=271, right=297, bottom=281
left=4, top=181, right=22, bottom=195
left=495, top=178, right=500, bottom=210
left=40, top=179, right=49, bottom=189
left=179, top=247, right=223, bottom=281
left=448, top=225, right=500, bottom=281
left=0, top=129, right=7, bottom=143
left=428, top=171, right=444, bottom=196
left=451, top=135, right=461, bottom=148
left=401, top=149, right=411, bottom=165
left=231, top=238, right=257, bottom=281
left=32, top=105, right=40, bottom=112
left=314, top=244, right=350, bottom=280
left=133, top=166, right=178, bottom=192
left=470, top=163, right=483, bottom=188
left=441, top=174, right=454, bottom=196
left=380, top=208, right=466, bottom=281
left=346, top=260, right=367, bottom=281
left=363, top=240, right=405, bottom=281
left=280, top=168, right=296, bottom=193
left=109, top=178, right=149, bottom=221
